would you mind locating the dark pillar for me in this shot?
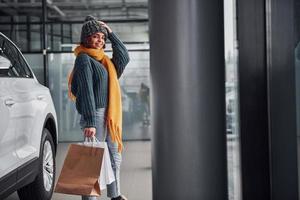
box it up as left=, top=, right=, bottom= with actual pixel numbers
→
left=237, top=0, right=271, bottom=199
left=266, top=0, right=299, bottom=199
left=149, top=0, right=227, bottom=199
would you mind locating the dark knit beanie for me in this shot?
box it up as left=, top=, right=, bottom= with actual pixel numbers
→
left=80, top=15, right=108, bottom=45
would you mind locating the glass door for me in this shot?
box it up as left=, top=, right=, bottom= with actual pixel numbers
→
left=224, top=0, right=242, bottom=199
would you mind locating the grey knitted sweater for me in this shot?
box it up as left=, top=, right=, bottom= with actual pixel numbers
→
left=71, top=32, right=130, bottom=127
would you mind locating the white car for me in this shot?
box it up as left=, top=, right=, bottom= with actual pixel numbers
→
left=0, top=32, right=57, bottom=200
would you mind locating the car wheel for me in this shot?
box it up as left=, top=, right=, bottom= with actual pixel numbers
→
left=17, top=128, right=56, bottom=200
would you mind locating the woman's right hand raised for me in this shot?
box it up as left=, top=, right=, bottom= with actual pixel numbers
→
left=84, top=127, right=96, bottom=138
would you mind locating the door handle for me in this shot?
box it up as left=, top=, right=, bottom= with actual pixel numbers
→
left=5, top=99, right=15, bottom=106
left=37, top=95, right=45, bottom=101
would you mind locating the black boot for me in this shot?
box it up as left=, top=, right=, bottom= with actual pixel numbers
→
left=111, top=195, right=128, bottom=200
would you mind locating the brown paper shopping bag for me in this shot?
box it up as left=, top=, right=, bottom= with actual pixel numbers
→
left=55, top=143, right=104, bottom=196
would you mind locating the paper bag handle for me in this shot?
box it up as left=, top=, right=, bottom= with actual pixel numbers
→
left=84, top=136, right=100, bottom=146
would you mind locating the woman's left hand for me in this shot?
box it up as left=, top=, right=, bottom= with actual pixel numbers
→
left=99, top=21, right=112, bottom=33
left=84, top=127, right=96, bottom=138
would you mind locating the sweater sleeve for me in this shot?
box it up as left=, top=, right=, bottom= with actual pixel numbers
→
left=108, top=32, right=130, bottom=78
left=72, top=54, right=96, bottom=128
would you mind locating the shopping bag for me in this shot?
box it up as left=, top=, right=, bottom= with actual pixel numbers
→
left=54, top=142, right=104, bottom=196
left=80, top=140, right=115, bottom=189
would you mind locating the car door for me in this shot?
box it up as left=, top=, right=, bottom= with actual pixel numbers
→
left=0, top=45, right=19, bottom=188
left=1, top=37, right=43, bottom=165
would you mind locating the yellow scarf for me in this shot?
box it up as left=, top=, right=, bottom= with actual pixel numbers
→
left=68, top=45, right=123, bottom=152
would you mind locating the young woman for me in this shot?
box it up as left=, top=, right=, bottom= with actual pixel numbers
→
left=68, top=15, right=129, bottom=200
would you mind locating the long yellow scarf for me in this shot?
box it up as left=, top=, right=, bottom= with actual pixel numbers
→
left=68, top=45, right=123, bottom=152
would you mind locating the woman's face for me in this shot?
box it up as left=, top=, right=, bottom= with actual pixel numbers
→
left=87, top=32, right=106, bottom=49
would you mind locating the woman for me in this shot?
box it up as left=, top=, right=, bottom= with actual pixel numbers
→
left=68, top=15, right=129, bottom=200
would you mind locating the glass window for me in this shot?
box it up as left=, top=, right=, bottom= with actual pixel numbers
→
left=31, top=25, right=41, bottom=51
left=17, top=52, right=33, bottom=78
left=0, top=25, right=11, bottom=39
left=0, top=5, right=42, bottom=52
left=48, top=53, right=78, bottom=141
left=30, top=16, right=41, bottom=22
left=16, top=30, right=28, bottom=52
left=224, top=0, right=241, bottom=199
left=0, top=35, right=33, bottom=78
left=63, top=24, right=71, bottom=39
left=71, top=24, right=82, bottom=44
left=13, top=15, right=27, bottom=23
left=0, top=54, right=12, bottom=77
left=53, top=24, right=61, bottom=35
left=62, top=24, right=72, bottom=51
left=53, top=36, right=62, bottom=51
left=0, top=16, right=11, bottom=23
left=23, top=54, right=44, bottom=84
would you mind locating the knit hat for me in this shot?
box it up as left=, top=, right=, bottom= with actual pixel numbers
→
left=80, top=15, right=108, bottom=45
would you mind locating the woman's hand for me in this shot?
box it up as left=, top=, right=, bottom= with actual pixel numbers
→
left=99, top=21, right=112, bottom=33
left=84, top=127, right=96, bottom=138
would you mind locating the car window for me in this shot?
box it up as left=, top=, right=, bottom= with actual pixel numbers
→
left=0, top=54, right=12, bottom=77
left=0, top=35, right=33, bottom=78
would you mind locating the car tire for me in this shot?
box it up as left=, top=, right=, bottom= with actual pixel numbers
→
left=17, top=128, right=56, bottom=200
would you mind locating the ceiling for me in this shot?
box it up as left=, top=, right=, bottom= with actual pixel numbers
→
left=0, top=0, right=148, bottom=21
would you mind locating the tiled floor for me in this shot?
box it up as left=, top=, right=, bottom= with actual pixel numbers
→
left=5, top=141, right=152, bottom=200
